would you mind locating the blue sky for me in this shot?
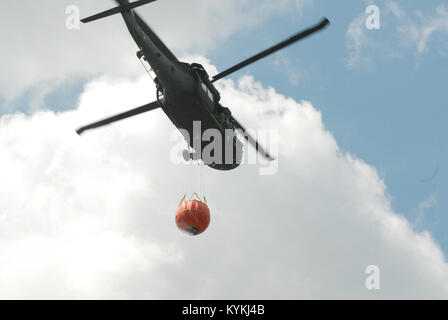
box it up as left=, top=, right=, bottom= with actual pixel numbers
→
left=1, top=1, right=448, bottom=298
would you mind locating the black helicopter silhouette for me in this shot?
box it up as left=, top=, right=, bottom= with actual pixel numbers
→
left=76, top=0, right=330, bottom=170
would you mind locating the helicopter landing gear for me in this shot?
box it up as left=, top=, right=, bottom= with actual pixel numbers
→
left=182, top=149, right=201, bottom=162
left=136, top=50, right=144, bottom=60
left=155, top=78, right=166, bottom=108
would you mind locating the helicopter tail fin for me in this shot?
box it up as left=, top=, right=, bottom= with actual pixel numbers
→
left=81, top=0, right=157, bottom=24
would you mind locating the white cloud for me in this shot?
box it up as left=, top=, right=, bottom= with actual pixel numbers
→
left=413, top=194, right=438, bottom=230
left=0, top=0, right=311, bottom=103
left=272, top=53, right=302, bottom=87
left=346, top=2, right=448, bottom=69
left=387, top=2, right=448, bottom=54
left=1, top=60, right=448, bottom=298
left=346, top=14, right=371, bottom=70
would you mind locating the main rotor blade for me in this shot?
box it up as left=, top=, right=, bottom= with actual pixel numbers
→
left=76, top=101, right=160, bottom=135
left=231, top=116, right=275, bottom=161
left=81, top=0, right=157, bottom=23
left=212, top=18, right=330, bottom=82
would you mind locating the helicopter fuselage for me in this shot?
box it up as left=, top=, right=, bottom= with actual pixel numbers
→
left=120, top=8, right=242, bottom=170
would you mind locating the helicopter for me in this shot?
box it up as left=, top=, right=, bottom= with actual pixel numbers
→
left=76, top=0, right=330, bottom=170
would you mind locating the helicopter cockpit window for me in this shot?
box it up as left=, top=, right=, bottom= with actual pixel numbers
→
left=201, top=82, right=214, bottom=102
left=191, top=63, right=208, bottom=80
